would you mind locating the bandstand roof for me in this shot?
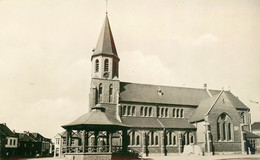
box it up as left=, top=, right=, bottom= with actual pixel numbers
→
left=62, top=106, right=129, bottom=131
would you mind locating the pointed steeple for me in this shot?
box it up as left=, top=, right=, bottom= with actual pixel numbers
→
left=92, top=15, right=119, bottom=60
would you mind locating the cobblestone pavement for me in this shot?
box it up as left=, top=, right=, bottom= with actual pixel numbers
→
left=24, top=154, right=260, bottom=160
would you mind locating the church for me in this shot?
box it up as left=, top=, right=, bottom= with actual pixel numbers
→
left=59, top=14, right=258, bottom=159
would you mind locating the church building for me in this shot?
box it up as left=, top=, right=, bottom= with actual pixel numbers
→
left=61, top=14, right=257, bottom=158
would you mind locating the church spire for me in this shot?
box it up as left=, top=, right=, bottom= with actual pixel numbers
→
left=92, top=15, right=119, bottom=60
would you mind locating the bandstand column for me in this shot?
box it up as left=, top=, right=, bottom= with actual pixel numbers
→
left=122, top=129, right=128, bottom=152
left=94, top=131, right=98, bottom=152
left=82, top=130, right=86, bottom=153
left=109, top=132, right=113, bottom=152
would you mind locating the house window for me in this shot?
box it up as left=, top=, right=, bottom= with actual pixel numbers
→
left=173, top=108, right=175, bottom=118
left=104, top=59, right=109, bottom=72
left=132, top=106, right=136, bottom=116
left=10, top=139, right=12, bottom=145
left=217, top=113, right=233, bottom=141
left=157, top=108, right=160, bottom=117
left=173, top=135, right=176, bottom=145
left=151, top=131, right=154, bottom=145
left=63, top=139, right=66, bottom=145
left=140, top=107, right=144, bottom=116
left=167, top=132, right=177, bottom=146
left=95, top=59, right=99, bottom=72
left=149, top=107, right=152, bottom=117
left=109, top=85, right=113, bottom=103
left=72, top=139, right=75, bottom=145
left=13, top=139, right=16, bottom=145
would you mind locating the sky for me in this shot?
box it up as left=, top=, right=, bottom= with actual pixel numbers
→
left=0, top=0, right=259, bottom=139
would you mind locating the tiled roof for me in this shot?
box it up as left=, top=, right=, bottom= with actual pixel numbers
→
left=62, top=107, right=129, bottom=130
left=189, top=91, right=249, bottom=123
left=121, top=117, right=195, bottom=129
left=18, top=133, right=37, bottom=142
left=158, top=118, right=195, bottom=129
left=252, top=122, right=260, bottom=130
left=121, top=117, right=163, bottom=129
left=0, top=124, right=16, bottom=137
left=245, top=131, right=260, bottom=138
left=119, top=82, right=217, bottom=106
left=189, top=94, right=221, bottom=123
left=92, top=15, right=118, bottom=58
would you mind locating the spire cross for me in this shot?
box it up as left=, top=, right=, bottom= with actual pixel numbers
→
left=106, top=0, right=108, bottom=15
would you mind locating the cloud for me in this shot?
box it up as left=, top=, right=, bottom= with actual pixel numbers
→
left=192, top=34, right=220, bottom=47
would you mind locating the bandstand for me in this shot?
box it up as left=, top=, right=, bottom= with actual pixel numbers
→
left=62, top=104, right=130, bottom=160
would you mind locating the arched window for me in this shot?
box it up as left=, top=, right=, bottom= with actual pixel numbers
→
left=145, top=107, right=148, bottom=117
left=149, top=107, right=152, bottom=117
left=217, top=113, right=233, bottom=141
left=155, top=135, right=158, bottom=145
left=132, top=106, right=136, bottom=116
left=173, top=108, right=175, bottom=118
left=151, top=131, right=154, bottom=145
left=104, top=59, right=109, bottom=72
left=109, top=84, right=113, bottom=103
left=140, top=107, right=144, bottom=116
left=127, top=106, right=131, bottom=116
left=241, top=112, right=245, bottom=124
left=131, top=131, right=135, bottom=145
left=223, top=122, right=226, bottom=140
left=161, top=108, right=164, bottom=117
left=228, top=123, right=232, bottom=140
left=95, top=59, right=99, bottom=72
left=176, top=109, right=179, bottom=118
left=190, top=134, right=194, bottom=144
left=217, top=122, right=220, bottom=141
left=136, top=135, right=140, bottom=145
left=173, top=135, right=176, bottom=145
left=165, top=108, right=168, bottom=117
left=123, top=106, right=126, bottom=116
left=157, top=108, right=160, bottom=117
left=99, top=83, right=103, bottom=102
left=180, top=109, right=184, bottom=118
left=169, top=132, right=172, bottom=145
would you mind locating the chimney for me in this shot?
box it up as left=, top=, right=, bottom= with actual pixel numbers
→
left=204, top=83, right=212, bottom=97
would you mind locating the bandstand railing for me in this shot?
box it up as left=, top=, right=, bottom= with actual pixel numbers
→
left=66, top=145, right=123, bottom=154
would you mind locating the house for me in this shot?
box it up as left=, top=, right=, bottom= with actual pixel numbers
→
left=251, top=122, right=260, bottom=153
left=29, top=132, right=52, bottom=156
left=54, top=131, right=81, bottom=157
left=61, top=14, right=257, bottom=158
left=16, top=131, right=38, bottom=157
left=0, top=123, right=18, bottom=159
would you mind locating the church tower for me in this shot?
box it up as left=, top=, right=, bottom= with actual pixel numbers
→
left=89, top=15, right=120, bottom=116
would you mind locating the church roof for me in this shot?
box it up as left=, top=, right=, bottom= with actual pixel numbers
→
left=62, top=106, right=129, bottom=130
left=121, top=117, right=195, bottom=129
left=252, top=122, right=260, bottom=131
left=119, top=82, right=219, bottom=106
left=92, top=15, right=118, bottom=59
left=189, top=91, right=249, bottom=123
left=121, top=117, right=163, bottom=129
left=244, top=131, right=260, bottom=138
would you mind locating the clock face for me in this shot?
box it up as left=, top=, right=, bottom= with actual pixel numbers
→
left=103, top=72, right=109, bottom=78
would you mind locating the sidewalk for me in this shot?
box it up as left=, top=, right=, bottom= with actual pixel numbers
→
left=147, top=154, right=260, bottom=160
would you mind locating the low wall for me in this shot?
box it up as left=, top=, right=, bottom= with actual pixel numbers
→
left=65, top=153, right=112, bottom=160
